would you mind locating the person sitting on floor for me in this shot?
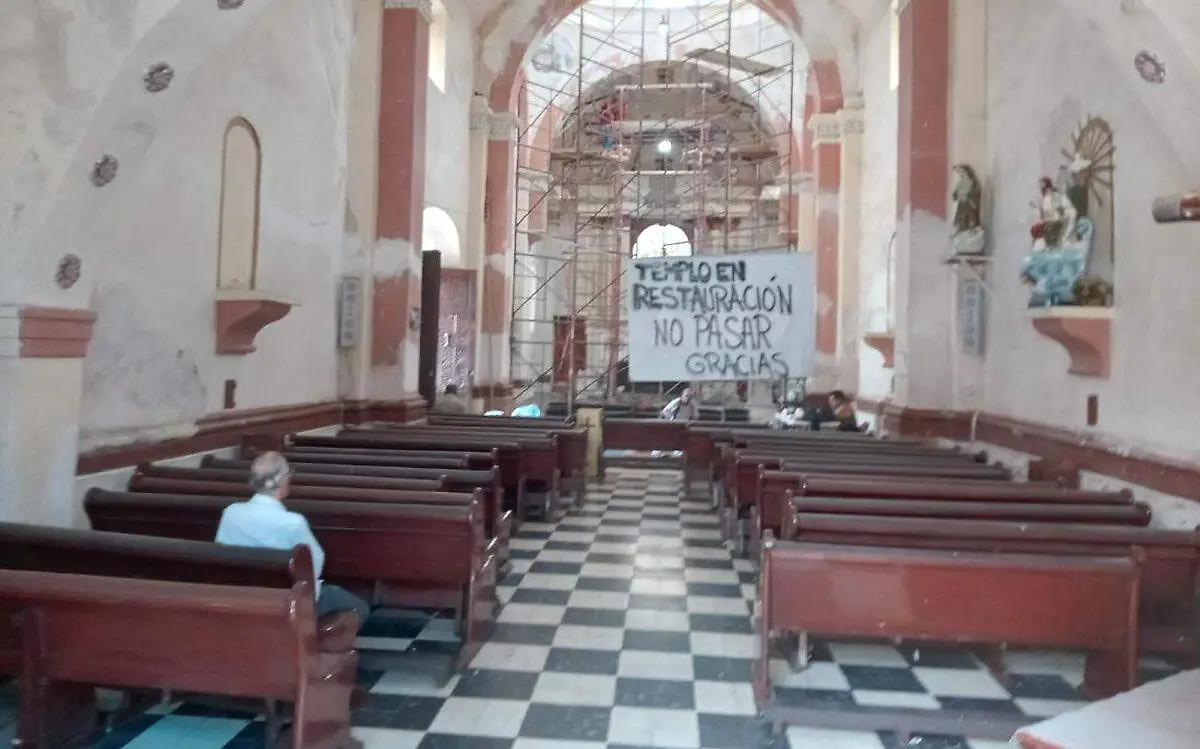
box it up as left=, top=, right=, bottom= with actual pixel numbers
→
left=430, top=383, right=470, bottom=415
left=215, top=451, right=371, bottom=629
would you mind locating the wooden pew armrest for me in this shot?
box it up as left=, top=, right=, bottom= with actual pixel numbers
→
left=317, top=611, right=360, bottom=654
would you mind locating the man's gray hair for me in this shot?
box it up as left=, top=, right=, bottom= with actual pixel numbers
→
left=249, top=451, right=291, bottom=493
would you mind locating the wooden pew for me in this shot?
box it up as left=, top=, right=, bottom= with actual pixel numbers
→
left=297, top=432, right=550, bottom=519
left=784, top=493, right=1150, bottom=525
left=0, top=569, right=359, bottom=749
left=350, top=424, right=576, bottom=506
left=423, top=416, right=589, bottom=498
left=84, top=490, right=495, bottom=676
left=195, top=458, right=513, bottom=571
left=781, top=512, right=1200, bottom=660
left=744, top=471, right=1135, bottom=553
left=128, top=466, right=511, bottom=576
left=0, top=521, right=356, bottom=652
left=718, top=451, right=1010, bottom=536
left=754, top=538, right=1140, bottom=739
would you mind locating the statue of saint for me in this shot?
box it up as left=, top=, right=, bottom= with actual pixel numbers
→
left=1030, top=176, right=1077, bottom=251
left=950, top=164, right=982, bottom=234
left=950, top=164, right=986, bottom=254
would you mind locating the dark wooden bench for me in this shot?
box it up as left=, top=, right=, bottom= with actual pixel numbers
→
left=0, top=569, right=358, bottom=749
left=784, top=493, right=1150, bottom=525
left=781, top=512, right=1200, bottom=660
left=196, top=458, right=513, bottom=571
left=737, top=470, right=1135, bottom=554
left=299, top=432, right=552, bottom=520
left=352, top=424, right=575, bottom=505
left=423, top=416, right=589, bottom=498
left=128, top=467, right=510, bottom=576
left=84, top=489, right=495, bottom=675
left=754, top=538, right=1140, bottom=739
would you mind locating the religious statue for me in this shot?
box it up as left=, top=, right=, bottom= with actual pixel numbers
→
left=949, top=164, right=986, bottom=255
left=1028, top=175, right=1079, bottom=251
left=1021, top=168, right=1095, bottom=306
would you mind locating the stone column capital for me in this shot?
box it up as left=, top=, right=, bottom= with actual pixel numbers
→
left=488, top=112, right=520, bottom=142
left=808, top=112, right=841, bottom=146
left=384, top=0, right=432, bottom=23
left=470, top=97, right=493, bottom=132
left=836, top=106, right=865, bottom=138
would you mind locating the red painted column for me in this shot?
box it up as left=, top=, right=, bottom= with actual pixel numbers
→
left=811, top=115, right=842, bottom=359
left=371, top=0, right=430, bottom=395
left=894, top=0, right=952, bottom=408
left=477, top=113, right=518, bottom=409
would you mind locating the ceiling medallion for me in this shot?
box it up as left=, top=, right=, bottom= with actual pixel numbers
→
left=217, top=0, right=245, bottom=9
left=91, top=155, right=119, bottom=187
left=55, top=254, right=82, bottom=290
left=143, top=62, right=174, bottom=93
left=1134, top=50, right=1166, bottom=84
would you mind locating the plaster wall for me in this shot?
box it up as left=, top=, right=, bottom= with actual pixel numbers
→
left=26, top=0, right=357, bottom=450
left=984, top=0, right=1200, bottom=465
left=855, top=11, right=896, bottom=401
left=424, top=1, right=475, bottom=267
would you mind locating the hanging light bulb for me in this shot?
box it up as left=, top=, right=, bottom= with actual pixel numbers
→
left=657, top=138, right=673, bottom=154
left=658, top=15, right=669, bottom=37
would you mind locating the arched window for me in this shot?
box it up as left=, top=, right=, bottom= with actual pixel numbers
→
left=632, top=223, right=693, bottom=258
left=428, top=0, right=447, bottom=92
left=422, top=205, right=461, bottom=267
left=217, top=118, right=262, bottom=290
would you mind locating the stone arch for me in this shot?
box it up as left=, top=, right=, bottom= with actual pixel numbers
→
left=216, top=117, right=263, bottom=291
left=422, top=205, right=462, bottom=267
left=485, top=0, right=857, bottom=118
left=633, top=223, right=694, bottom=258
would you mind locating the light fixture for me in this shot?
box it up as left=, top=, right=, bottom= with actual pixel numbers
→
left=658, top=15, right=669, bottom=37
left=656, top=138, right=673, bottom=154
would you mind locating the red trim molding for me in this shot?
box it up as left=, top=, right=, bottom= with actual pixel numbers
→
left=860, top=399, right=1200, bottom=503
left=19, top=307, right=96, bottom=358
left=77, top=395, right=427, bottom=474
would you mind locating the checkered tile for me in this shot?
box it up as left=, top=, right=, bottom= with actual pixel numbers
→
left=13, top=466, right=1178, bottom=749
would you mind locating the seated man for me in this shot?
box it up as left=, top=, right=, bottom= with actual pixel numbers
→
left=215, top=451, right=371, bottom=628
left=828, top=389, right=861, bottom=432
left=430, top=383, right=470, bottom=415
left=660, top=386, right=700, bottom=422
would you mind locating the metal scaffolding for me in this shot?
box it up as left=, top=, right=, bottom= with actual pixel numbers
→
left=510, top=0, right=798, bottom=412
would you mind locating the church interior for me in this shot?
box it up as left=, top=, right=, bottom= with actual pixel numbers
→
left=2, top=0, right=1200, bottom=746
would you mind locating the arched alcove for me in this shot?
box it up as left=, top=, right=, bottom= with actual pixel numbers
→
left=428, top=0, right=448, bottom=91
left=632, top=222, right=693, bottom=258
left=217, top=118, right=262, bottom=291
left=422, top=205, right=461, bottom=267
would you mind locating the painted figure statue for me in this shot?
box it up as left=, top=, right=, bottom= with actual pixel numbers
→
left=950, top=164, right=986, bottom=254
left=1020, top=164, right=1095, bottom=306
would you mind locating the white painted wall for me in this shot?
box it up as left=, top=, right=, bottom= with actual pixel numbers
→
left=72, top=0, right=355, bottom=450
left=424, top=0, right=475, bottom=266
left=984, top=0, right=1200, bottom=464
left=856, top=11, right=897, bottom=401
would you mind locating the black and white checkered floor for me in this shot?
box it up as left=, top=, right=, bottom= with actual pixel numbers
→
left=29, top=467, right=1178, bottom=748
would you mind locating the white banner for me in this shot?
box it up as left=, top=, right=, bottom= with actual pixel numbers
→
left=626, top=252, right=816, bottom=382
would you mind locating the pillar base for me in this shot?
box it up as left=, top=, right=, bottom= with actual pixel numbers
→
left=1028, top=307, right=1113, bottom=378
